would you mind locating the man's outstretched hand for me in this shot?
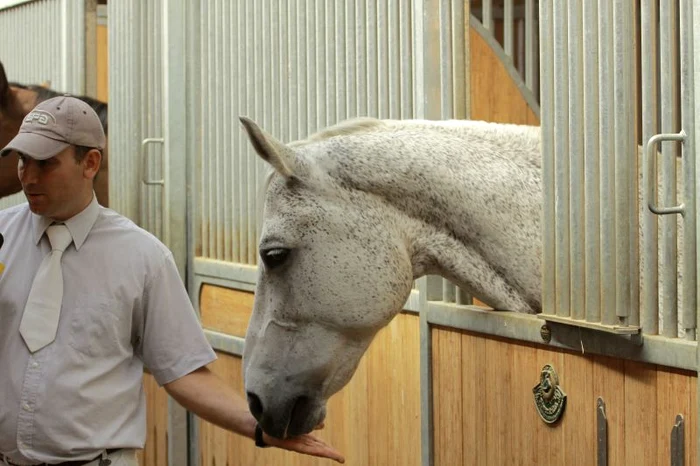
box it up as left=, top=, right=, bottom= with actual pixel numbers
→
left=263, top=424, right=345, bottom=463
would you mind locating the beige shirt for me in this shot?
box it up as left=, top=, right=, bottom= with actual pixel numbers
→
left=0, top=197, right=216, bottom=464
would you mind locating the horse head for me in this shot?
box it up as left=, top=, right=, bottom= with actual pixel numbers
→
left=239, top=117, right=415, bottom=438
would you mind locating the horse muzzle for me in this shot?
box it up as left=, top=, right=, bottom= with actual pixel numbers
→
left=247, top=390, right=326, bottom=438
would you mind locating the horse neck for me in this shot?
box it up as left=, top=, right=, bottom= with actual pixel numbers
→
left=316, top=123, right=543, bottom=312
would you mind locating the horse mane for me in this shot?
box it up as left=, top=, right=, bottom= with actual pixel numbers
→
left=9, top=82, right=108, bottom=135
left=289, top=117, right=385, bottom=147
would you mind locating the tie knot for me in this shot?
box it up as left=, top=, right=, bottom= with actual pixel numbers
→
left=46, top=224, right=72, bottom=252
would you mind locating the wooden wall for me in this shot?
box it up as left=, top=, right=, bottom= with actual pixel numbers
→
left=198, top=286, right=421, bottom=466
left=433, top=328, right=697, bottom=466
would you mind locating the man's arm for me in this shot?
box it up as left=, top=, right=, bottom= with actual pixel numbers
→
left=164, top=366, right=345, bottom=463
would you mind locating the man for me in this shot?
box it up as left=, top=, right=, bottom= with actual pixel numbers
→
left=0, top=96, right=344, bottom=465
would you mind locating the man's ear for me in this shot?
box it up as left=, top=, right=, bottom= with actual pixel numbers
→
left=83, top=149, right=102, bottom=179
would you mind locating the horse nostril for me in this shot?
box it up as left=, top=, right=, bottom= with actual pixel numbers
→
left=247, top=392, right=264, bottom=419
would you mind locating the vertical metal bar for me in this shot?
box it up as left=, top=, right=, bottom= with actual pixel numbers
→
left=568, top=0, right=585, bottom=321
left=598, top=0, right=616, bottom=326
left=660, top=0, right=679, bottom=337
left=540, top=0, right=556, bottom=316
left=388, top=0, right=400, bottom=119
left=597, top=398, right=608, bottom=466
left=641, top=0, right=659, bottom=334
left=525, top=0, right=535, bottom=92
left=482, top=0, right=492, bottom=31
left=377, top=0, right=389, bottom=119
left=504, top=0, right=514, bottom=58
left=627, top=0, right=640, bottom=329
left=680, top=0, right=697, bottom=341
left=439, top=0, right=452, bottom=119
left=583, top=0, right=601, bottom=323
left=451, top=0, right=466, bottom=119
left=613, top=0, right=633, bottom=325
left=553, top=0, right=570, bottom=317
left=345, top=0, right=357, bottom=119
left=400, top=0, right=414, bottom=118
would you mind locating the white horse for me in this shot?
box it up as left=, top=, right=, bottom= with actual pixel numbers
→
left=239, top=117, right=543, bottom=439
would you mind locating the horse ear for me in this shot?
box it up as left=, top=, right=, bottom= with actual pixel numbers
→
left=239, top=116, right=297, bottom=178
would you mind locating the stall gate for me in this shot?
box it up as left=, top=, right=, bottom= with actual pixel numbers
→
left=104, top=0, right=700, bottom=465
left=0, top=0, right=87, bottom=210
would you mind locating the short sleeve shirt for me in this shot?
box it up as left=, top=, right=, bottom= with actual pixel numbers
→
left=0, top=197, right=217, bottom=463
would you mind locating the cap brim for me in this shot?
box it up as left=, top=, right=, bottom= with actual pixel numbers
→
left=0, top=133, right=70, bottom=160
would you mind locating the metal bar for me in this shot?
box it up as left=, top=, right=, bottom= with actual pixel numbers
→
left=442, top=281, right=456, bottom=303
left=428, top=302, right=697, bottom=371
left=612, top=0, right=633, bottom=324
left=598, top=0, right=616, bottom=326
left=524, top=0, right=535, bottom=92
left=482, top=0, right=492, bottom=30
left=659, top=0, right=679, bottom=338
left=597, top=398, right=607, bottom=466
left=640, top=0, right=659, bottom=335
left=539, top=0, right=555, bottom=316
left=553, top=0, right=570, bottom=317
left=504, top=0, right=513, bottom=58
left=679, top=0, right=697, bottom=341
left=141, top=138, right=165, bottom=186
left=568, top=0, right=584, bottom=320
left=439, top=0, right=453, bottom=118
left=418, top=276, right=435, bottom=466
left=583, top=0, right=600, bottom=323
left=450, top=0, right=466, bottom=119
left=646, top=132, right=687, bottom=215
left=671, top=414, right=685, bottom=466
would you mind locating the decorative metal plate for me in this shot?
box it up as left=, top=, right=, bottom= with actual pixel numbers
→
left=532, top=364, right=566, bottom=424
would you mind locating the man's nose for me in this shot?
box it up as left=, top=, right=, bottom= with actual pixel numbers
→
left=20, top=160, right=39, bottom=184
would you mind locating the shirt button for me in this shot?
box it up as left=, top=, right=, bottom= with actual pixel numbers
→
left=31, top=362, right=39, bottom=368
left=23, top=403, right=31, bottom=411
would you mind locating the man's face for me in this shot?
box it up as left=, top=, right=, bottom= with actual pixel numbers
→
left=17, top=146, right=94, bottom=221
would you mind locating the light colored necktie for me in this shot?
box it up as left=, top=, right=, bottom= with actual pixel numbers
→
left=20, top=224, right=73, bottom=353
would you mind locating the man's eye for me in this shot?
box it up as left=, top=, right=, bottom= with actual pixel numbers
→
left=260, top=248, right=290, bottom=269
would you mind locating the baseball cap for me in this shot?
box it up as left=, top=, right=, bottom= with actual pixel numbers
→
left=0, top=95, right=106, bottom=160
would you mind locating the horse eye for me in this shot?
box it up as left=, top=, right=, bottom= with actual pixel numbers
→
left=260, top=248, right=290, bottom=269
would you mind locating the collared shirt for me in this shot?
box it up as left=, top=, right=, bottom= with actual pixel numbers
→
left=0, top=196, right=217, bottom=464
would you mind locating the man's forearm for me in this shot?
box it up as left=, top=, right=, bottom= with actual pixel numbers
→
left=164, top=366, right=256, bottom=439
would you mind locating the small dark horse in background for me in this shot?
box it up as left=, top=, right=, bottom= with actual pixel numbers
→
left=0, top=61, right=109, bottom=206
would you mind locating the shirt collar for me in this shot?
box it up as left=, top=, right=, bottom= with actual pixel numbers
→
left=32, top=194, right=100, bottom=250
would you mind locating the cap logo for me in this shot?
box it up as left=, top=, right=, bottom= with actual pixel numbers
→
left=24, top=110, right=56, bottom=125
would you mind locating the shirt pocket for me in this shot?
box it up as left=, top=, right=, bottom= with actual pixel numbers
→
left=68, top=296, right=126, bottom=358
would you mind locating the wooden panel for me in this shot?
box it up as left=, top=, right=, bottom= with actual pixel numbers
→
left=199, top=285, right=254, bottom=338
left=366, top=313, right=421, bottom=466
left=432, top=328, right=463, bottom=466
left=625, top=361, right=658, bottom=465
left=96, top=23, right=108, bottom=102
left=470, top=26, right=539, bottom=125
left=433, top=329, right=697, bottom=466
left=197, top=313, right=420, bottom=466
left=140, top=374, right=169, bottom=466
left=592, top=356, right=625, bottom=466
left=657, top=367, right=694, bottom=466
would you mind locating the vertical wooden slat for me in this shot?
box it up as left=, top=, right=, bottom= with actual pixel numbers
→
left=461, top=332, right=486, bottom=465
left=431, top=328, right=463, bottom=466
left=656, top=368, right=692, bottom=466
left=624, top=361, right=658, bottom=465
left=592, top=355, right=626, bottom=466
